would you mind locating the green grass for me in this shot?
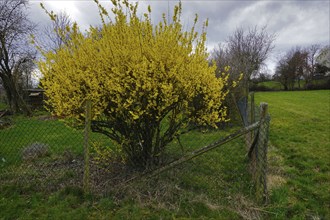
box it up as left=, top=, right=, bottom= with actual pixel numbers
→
left=0, top=116, right=84, bottom=166
left=2, top=90, right=328, bottom=219
left=255, top=90, right=330, bottom=219
left=0, top=113, right=256, bottom=219
left=0, top=114, right=116, bottom=167
left=258, top=81, right=284, bottom=90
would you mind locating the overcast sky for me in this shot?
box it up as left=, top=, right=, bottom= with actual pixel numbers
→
left=28, top=0, right=330, bottom=74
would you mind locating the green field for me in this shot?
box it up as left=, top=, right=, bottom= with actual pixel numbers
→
left=1, top=113, right=256, bottom=219
left=255, top=90, right=330, bottom=219
left=258, top=81, right=284, bottom=90
left=1, top=90, right=329, bottom=219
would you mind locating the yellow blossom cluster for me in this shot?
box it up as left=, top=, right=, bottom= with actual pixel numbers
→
left=38, top=0, right=230, bottom=166
left=39, top=0, right=228, bottom=126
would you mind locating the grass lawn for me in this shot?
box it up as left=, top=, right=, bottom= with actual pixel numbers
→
left=255, top=90, right=330, bottom=219
left=0, top=113, right=258, bottom=219
left=1, top=90, right=328, bottom=219
left=0, top=116, right=85, bottom=166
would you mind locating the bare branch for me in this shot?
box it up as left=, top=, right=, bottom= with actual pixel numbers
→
left=38, top=11, right=73, bottom=53
left=212, top=25, right=276, bottom=86
left=0, top=0, right=35, bottom=114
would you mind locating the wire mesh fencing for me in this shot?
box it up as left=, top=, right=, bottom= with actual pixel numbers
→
left=0, top=112, right=86, bottom=193
left=1, top=96, right=270, bottom=205
left=0, top=105, right=240, bottom=192
left=232, top=92, right=271, bottom=204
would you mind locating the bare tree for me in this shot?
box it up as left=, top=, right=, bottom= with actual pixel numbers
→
left=0, top=0, right=36, bottom=115
left=14, top=57, right=35, bottom=92
left=291, top=47, right=307, bottom=89
left=304, top=44, right=320, bottom=87
left=274, top=57, right=291, bottom=91
left=212, top=26, right=275, bottom=96
left=212, top=26, right=275, bottom=125
left=274, top=47, right=307, bottom=90
left=39, top=10, right=73, bottom=52
left=212, top=42, right=231, bottom=77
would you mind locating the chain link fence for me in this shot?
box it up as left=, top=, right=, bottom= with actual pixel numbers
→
left=0, top=112, right=85, bottom=193
left=1, top=95, right=270, bottom=207
left=243, top=93, right=270, bottom=204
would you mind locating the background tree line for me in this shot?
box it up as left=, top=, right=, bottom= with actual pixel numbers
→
left=273, top=45, right=330, bottom=91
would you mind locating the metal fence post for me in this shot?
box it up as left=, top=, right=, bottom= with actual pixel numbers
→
left=83, top=100, right=91, bottom=194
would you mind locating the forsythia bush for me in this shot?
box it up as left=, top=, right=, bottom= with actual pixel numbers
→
left=38, top=0, right=230, bottom=167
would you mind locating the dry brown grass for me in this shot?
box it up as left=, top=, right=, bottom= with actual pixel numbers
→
left=267, top=142, right=286, bottom=191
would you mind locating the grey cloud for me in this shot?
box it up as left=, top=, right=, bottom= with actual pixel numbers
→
left=27, top=0, right=329, bottom=73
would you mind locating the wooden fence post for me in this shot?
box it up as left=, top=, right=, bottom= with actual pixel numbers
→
left=83, top=100, right=91, bottom=194
left=255, top=102, right=270, bottom=203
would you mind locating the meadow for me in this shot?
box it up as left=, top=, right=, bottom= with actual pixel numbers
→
left=0, top=90, right=329, bottom=219
left=255, top=90, right=330, bottom=219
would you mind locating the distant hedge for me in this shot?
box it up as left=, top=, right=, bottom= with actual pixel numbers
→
left=251, top=78, right=330, bottom=92
left=250, top=83, right=276, bottom=92
left=305, top=78, right=330, bottom=90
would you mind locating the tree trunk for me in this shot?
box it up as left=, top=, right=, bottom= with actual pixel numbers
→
left=0, top=72, right=31, bottom=115
left=284, top=84, right=288, bottom=91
